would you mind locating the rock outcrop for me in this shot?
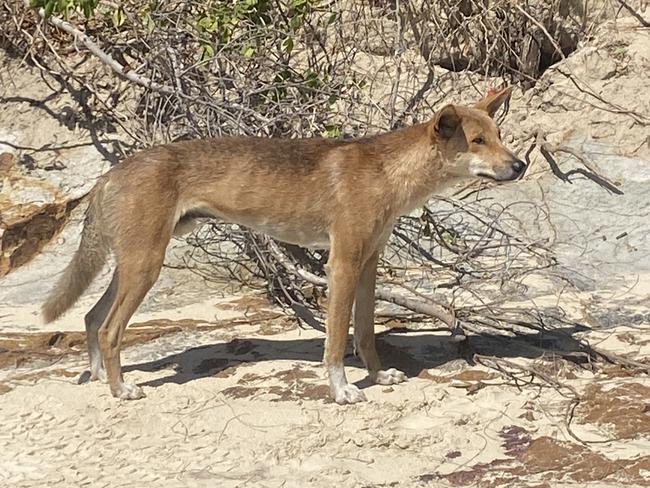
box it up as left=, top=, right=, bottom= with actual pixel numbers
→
left=0, top=152, right=80, bottom=276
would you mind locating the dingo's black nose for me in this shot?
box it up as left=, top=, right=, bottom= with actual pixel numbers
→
left=511, top=159, right=526, bottom=174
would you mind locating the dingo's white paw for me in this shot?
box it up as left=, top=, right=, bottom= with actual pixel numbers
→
left=117, top=383, right=146, bottom=400
left=334, top=384, right=367, bottom=405
left=373, top=368, right=407, bottom=385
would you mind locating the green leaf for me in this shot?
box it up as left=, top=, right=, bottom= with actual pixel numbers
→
left=197, top=15, right=213, bottom=30
left=43, top=0, right=54, bottom=17
left=289, top=13, right=302, bottom=30
left=281, top=36, right=293, bottom=54
left=242, top=45, right=255, bottom=58
left=143, top=13, right=155, bottom=34
left=199, top=43, right=214, bottom=62
left=303, top=69, right=322, bottom=88
left=112, top=7, right=126, bottom=28
left=82, top=2, right=93, bottom=18
left=322, top=124, right=341, bottom=138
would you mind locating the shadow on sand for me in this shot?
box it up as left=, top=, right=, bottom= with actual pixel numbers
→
left=124, top=322, right=592, bottom=391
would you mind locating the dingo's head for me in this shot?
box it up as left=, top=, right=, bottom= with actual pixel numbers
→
left=432, top=86, right=526, bottom=181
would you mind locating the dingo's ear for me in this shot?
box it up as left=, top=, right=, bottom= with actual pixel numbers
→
left=474, top=86, right=513, bottom=118
left=434, top=105, right=461, bottom=139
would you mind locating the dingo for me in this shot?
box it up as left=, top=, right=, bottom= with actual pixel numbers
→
left=43, top=86, right=525, bottom=404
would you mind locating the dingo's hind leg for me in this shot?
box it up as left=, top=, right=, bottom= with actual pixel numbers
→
left=98, top=229, right=170, bottom=400
left=78, top=271, right=118, bottom=384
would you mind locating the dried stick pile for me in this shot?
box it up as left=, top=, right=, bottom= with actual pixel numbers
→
left=2, top=0, right=647, bottom=387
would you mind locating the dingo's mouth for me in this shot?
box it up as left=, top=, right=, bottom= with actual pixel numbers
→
left=475, top=171, right=500, bottom=181
left=476, top=170, right=522, bottom=182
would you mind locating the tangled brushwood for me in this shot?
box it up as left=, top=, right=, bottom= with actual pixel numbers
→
left=2, top=0, right=648, bottom=388
left=2, top=0, right=604, bottom=144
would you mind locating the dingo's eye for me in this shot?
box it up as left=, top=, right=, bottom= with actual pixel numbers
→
left=472, top=136, right=484, bottom=145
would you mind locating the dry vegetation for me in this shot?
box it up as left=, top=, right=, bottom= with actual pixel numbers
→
left=1, top=0, right=649, bottom=384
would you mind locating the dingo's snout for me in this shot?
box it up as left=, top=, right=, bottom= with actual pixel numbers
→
left=505, top=158, right=526, bottom=180
left=472, top=156, right=526, bottom=181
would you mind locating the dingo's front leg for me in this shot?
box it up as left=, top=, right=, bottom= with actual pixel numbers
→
left=323, top=237, right=365, bottom=404
left=353, top=251, right=406, bottom=386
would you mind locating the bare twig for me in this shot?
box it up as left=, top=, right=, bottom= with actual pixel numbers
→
left=614, top=0, right=650, bottom=27
left=2, top=0, right=646, bottom=394
left=266, top=240, right=460, bottom=331
left=533, top=130, right=624, bottom=195
left=42, top=11, right=179, bottom=96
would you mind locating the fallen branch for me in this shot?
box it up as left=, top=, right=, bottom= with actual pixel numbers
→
left=474, top=354, right=579, bottom=398
left=41, top=10, right=179, bottom=97
left=614, top=0, right=650, bottom=28
left=533, top=130, right=624, bottom=195
left=589, top=343, right=650, bottom=372
left=39, top=10, right=272, bottom=134
left=266, top=240, right=466, bottom=339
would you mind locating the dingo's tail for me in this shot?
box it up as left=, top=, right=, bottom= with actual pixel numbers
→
left=42, top=185, right=109, bottom=323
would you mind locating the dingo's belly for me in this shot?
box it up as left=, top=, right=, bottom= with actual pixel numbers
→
left=252, top=219, right=330, bottom=249
left=176, top=206, right=330, bottom=249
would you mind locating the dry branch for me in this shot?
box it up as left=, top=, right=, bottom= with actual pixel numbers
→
left=2, top=0, right=647, bottom=387
left=532, top=130, right=624, bottom=195
left=267, top=240, right=466, bottom=339
left=614, top=0, right=650, bottom=27
left=41, top=10, right=179, bottom=97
